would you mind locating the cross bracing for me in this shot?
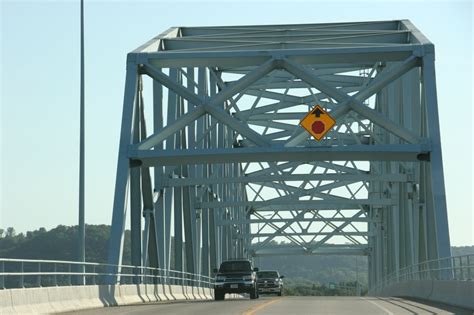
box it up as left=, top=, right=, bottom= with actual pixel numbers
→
left=108, top=20, right=451, bottom=289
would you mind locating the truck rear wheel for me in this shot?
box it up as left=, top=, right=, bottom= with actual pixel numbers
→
left=250, top=288, right=257, bottom=299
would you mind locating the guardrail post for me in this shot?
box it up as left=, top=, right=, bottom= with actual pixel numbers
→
left=37, top=262, right=41, bottom=287
left=92, top=265, right=96, bottom=285
left=452, top=257, right=456, bottom=280
left=20, top=262, right=24, bottom=288
left=53, top=263, right=57, bottom=286
left=0, top=261, right=4, bottom=289
left=68, top=264, right=72, bottom=285
left=467, top=256, right=471, bottom=280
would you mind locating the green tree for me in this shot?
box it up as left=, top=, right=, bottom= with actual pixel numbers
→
left=6, top=227, right=15, bottom=238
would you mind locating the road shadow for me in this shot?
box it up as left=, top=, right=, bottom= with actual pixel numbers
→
left=98, top=285, right=118, bottom=306
left=377, top=297, right=473, bottom=315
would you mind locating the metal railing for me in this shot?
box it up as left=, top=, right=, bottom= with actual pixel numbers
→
left=370, top=254, right=474, bottom=293
left=0, top=258, right=214, bottom=290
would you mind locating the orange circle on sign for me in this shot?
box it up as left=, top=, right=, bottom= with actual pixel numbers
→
left=312, top=121, right=325, bottom=134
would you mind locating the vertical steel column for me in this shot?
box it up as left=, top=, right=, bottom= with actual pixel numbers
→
left=243, top=188, right=251, bottom=258
left=182, top=155, right=196, bottom=275
left=389, top=80, right=400, bottom=276
left=401, top=68, right=420, bottom=268
left=130, top=77, right=143, bottom=283
left=200, top=68, right=210, bottom=275
left=209, top=194, right=218, bottom=271
left=186, top=67, right=199, bottom=275
left=236, top=163, right=242, bottom=258
left=201, top=200, right=209, bottom=276
left=411, top=68, right=422, bottom=268
left=173, top=180, right=183, bottom=272
left=239, top=164, right=247, bottom=257
left=165, top=69, right=180, bottom=271
left=230, top=161, right=236, bottom=259
left=418, top=94, right=430, bottom=264
left=217, top=74, right=226, bottom=263
left=208, top=68, right=218, bottom=272
left=152, top=73, right=167, bottom=271
left=181, top=68, right=196, bottom=275
left=226, top=130, right=234, bottom=258
left=421, top=52, right=452, bottom=270
left=107, top=58, right=138, bottom=280
left=376, top=84, right=392, bottom=279
left=367, top=206, right=375, bottom=287
left=138, top=90, right=160, bottom=274
left=371, top=78, right=386, bottom=286
left=168, top=68, right=182, bottom=272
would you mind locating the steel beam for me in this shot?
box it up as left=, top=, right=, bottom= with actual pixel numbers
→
left=421, top=53, right=451, bottom=260
left=163, top=173, right=408, bottom=187
left=107, top=62, right=138, bottom=280
left=131, top=144, right=429, bottom=166
left=218, top=217, right=373, bottom=225
left=145, top=45, right=418, bottom=68
left=197, top=198, right=391, bottom=209
left=130, top=78, right=143, bottom=283
left=110, top=21, right=451, bottom=292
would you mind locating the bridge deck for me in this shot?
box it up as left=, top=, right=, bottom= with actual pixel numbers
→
left=65, top=296, right=473, bottom=315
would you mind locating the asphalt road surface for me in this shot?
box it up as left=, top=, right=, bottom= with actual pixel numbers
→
left=66, top=296, right=473, bottom=315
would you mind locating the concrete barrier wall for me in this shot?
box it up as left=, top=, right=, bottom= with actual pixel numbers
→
left=0, top=284, right=229, bottom=314
left=371, top=280, right=474, bottom=310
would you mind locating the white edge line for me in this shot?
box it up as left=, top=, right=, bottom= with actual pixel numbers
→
left=362, top=297, right=394, bottom=315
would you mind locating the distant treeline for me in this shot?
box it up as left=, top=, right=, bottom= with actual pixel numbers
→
left=0, top=225, right=128, bottom=264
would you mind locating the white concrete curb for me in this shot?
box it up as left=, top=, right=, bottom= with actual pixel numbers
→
left=0, top=284, right=226, bottom=314
left=370, top=280, right=474, bottom=311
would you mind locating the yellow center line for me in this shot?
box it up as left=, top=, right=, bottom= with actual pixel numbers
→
left=241, top=297, right=285, bottom=315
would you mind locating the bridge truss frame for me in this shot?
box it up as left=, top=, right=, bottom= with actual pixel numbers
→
left=107, top=20, right=451, bottom=288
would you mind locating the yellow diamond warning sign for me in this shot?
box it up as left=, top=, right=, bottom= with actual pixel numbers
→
left=300, top=105, right=336, bottom=141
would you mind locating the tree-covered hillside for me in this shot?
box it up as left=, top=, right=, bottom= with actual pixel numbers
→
left=1, top=225, right=472, bottom=295
left=0, top=225, right=131, bottom=264
left=256, top=253, right=368, bottom=284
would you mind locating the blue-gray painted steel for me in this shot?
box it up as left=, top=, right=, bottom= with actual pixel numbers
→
left=108, top=21, right=452, bottom=291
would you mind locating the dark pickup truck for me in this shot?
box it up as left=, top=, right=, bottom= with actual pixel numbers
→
left=213, top=259, right=259, bottom=300
left=257, top=270, right=284, bottom=296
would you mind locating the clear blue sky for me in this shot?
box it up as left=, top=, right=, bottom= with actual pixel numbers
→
left=1, top=0, right=472, bottom=246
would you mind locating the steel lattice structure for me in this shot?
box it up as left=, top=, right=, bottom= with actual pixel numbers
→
left=107, top=20, right=451, bottom=288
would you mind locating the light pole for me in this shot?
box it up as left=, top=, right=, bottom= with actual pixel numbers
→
left=78, top=0, right=85, bottom=284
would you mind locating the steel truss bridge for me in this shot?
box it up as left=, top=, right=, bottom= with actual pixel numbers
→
left=107, top=19, right=451, bottom=290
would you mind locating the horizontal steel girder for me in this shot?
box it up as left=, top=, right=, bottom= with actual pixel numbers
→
left=196, top=198, right=392, bottom=210
left=162, top=173, right=408, bottom=187
left=130, top=144, right=430, bottom=166
left=251, top=246, right=368, bottom=256
left=246, top=231, right=368, bottom=238
left=218, top=217, right=373, bottom=225
left=139, top=45, right=421, bottom=68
